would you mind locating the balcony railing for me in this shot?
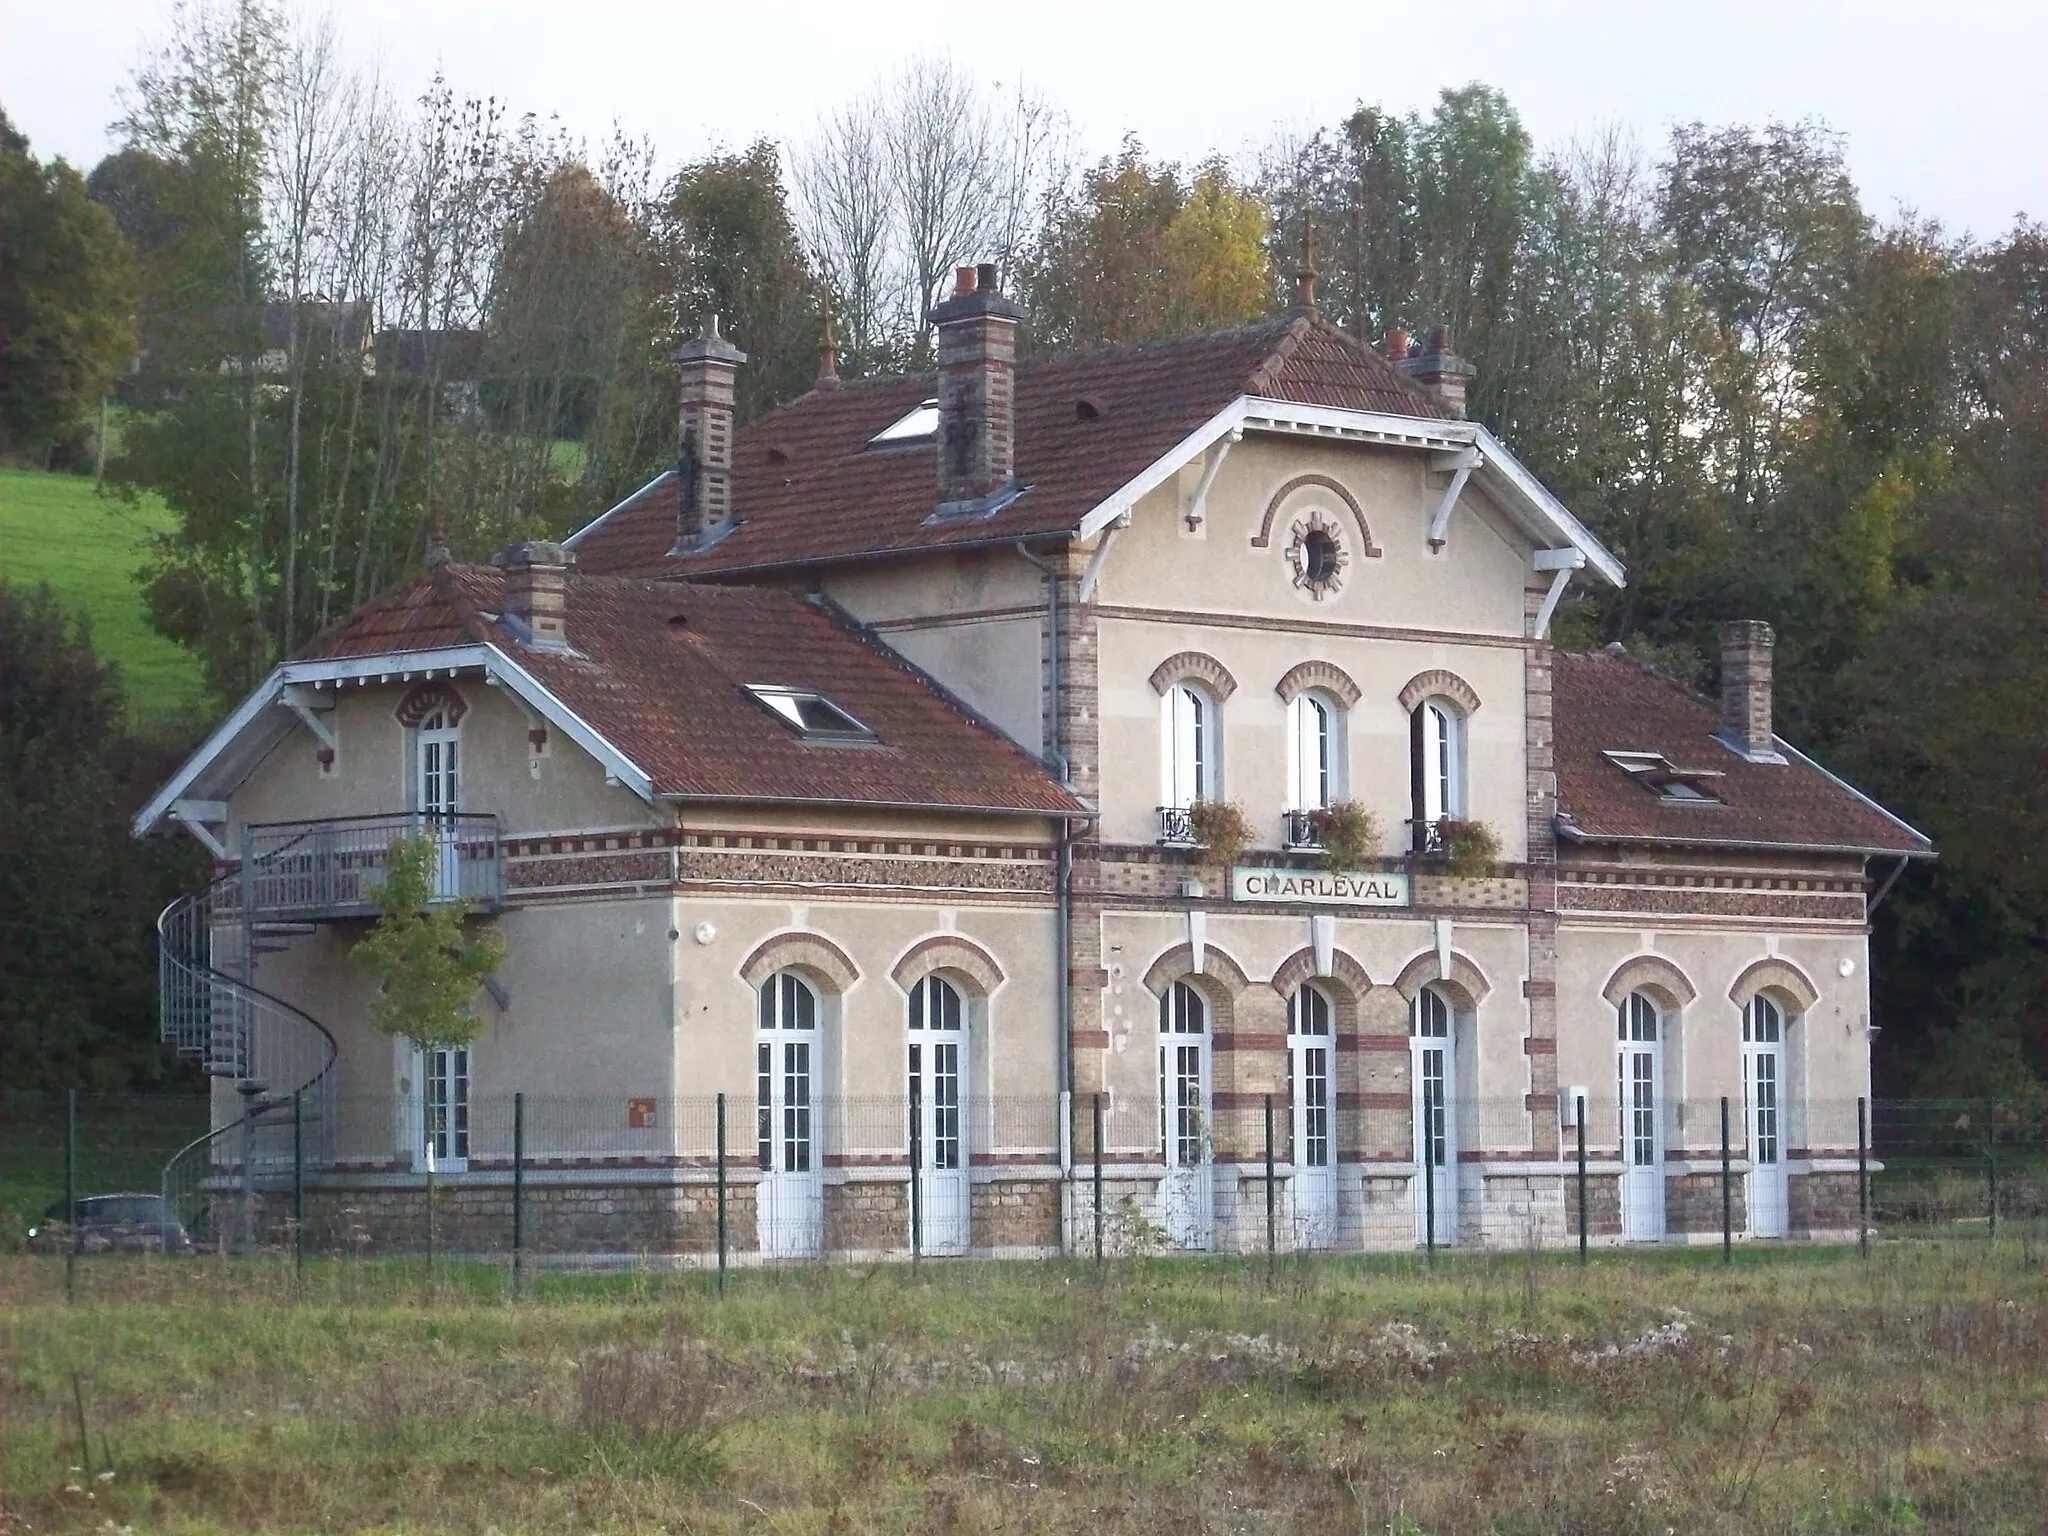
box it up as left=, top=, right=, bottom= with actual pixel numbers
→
left=1156, top=805, right=1196, bottom=846
left=226, top=813, right=503, bottom=922
left=1283, top=809, right=1324, bottom=850
left=1407, top=817, right=1447, bottom=857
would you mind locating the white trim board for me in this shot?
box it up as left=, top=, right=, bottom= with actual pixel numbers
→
left=133, top=643, right=656, bottom=838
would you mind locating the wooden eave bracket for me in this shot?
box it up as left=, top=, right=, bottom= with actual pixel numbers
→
left=1531, top=548, right=1586, bottom=638
left=1077, top=512, right=1131, bottom=604
left=278, top=683, right=337, bottom=752
left=171, top=798, right=230, bottom=859
left=1182, top=428, right=1241, bottom=532
left=1426, top=446, right=1483, bottom=549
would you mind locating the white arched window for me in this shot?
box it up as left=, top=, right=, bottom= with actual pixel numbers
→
left=1616, top=991, right=1666, bottom=1241
left=1160, top=682, right=1217, bottom=828
left=1409, top=698, right=1466, bottom=847
left=757, top=971, right=823, bottom=1258
left=1286, top=691, right=1344, bottom=812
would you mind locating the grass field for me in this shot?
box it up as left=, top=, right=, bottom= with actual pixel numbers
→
left=4, top=1241, right=2043, bottom=1533
left=0, top=466, right=209, bottom=729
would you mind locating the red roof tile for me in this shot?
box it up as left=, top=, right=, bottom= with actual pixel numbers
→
left=1553, top=648, right=1930, bottom=856
left=300, top=567, right=1081, bottom=817
left=571, top=313, right=1442, bottom=577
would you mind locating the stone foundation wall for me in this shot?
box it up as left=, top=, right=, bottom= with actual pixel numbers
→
left=826, top=1179, right=909, bottom=1254
left=972, top=1179, right=1060, bottom=1251
left=1564, top=1172, right=1621, bottom=1237
left=1666, top=1171, right=1747, bottom=1237
left=1792, top=1171, right=1861, bottom=1235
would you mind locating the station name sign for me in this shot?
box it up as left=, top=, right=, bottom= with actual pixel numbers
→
left=1230, top=866, right=1410, bottom=907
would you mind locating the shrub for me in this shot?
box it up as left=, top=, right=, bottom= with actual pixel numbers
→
left=1311, top=800, right=1379, bottom=870
left=1187, top=799, right=1252, bottom=869
left=1435, top=818, right=1500, bottom=878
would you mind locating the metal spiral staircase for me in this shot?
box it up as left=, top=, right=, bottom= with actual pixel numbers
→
left=157, top=869, right=339, bottom=1251
left=155, top=814, right=502, bottom=1249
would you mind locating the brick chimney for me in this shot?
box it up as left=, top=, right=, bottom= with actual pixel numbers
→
left=928, top=262, right=1021, bottom=515
left=1399, top=324, right=1476, bottom=419
left=493, top=540, right=576, bottom=652
left=671, top=312, right=747, bottom=553
left=1718, top=620, right=1782, bottom=761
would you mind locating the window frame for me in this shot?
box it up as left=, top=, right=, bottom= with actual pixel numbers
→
left=1410, top=697, right=1466, bottom=826
left=1286, top=690, right=1344, bottom=812
left=1160, top=680, right=1219, bottom=808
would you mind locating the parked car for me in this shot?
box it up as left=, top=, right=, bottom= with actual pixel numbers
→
left=27, top=1193, right=192, bottom=1254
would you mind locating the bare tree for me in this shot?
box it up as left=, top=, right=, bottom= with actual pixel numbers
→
left=790, top=91, right=899, bottom=368
left=883, top=57, right=1000, bottom=357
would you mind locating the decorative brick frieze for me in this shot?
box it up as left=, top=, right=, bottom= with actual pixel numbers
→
left=1560, top=885, right=1861, bottom=922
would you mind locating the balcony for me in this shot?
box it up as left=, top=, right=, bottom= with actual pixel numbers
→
left=1283, top=808, right=1325, bottom=850
left=225, top=813, right=504, bottom=922
left=1156, top=805, right=1196, bottom=846
left=1407, top=817, right=1447, bottom=856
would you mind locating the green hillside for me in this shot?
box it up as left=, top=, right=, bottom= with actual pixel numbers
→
left=0, top=467, right=209, bottom=730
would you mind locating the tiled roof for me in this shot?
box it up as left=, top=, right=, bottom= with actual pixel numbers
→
left=300, top=567, right=1082, bottom=816
left=1553, top=648, right=1930, bottom=856
left=571, top=313, right=1443, bottom=577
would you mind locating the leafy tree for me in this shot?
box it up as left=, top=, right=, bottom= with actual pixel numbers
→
left=1022, top=138, right=1268, bottom=351
left=0, top=112, right=139, bottom=464
left=0, top=583, right=203, bottom=1090
left=351, top=833, right=504, bottom=1051
left=663, top=142, right=818, bottom=423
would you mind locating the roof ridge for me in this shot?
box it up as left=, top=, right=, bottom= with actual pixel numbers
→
left=1567, top=644, right=1722, bottom=716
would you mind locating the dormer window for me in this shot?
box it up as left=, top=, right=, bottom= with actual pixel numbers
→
left=1605, top=750, right=1725, bottom=804
left=868, top=400, right=939, bottom=446
left=746, top=686, right=874, bottom=740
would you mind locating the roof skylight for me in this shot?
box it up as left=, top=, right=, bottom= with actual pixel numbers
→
left=869, top=399, right=939, bottom=445
left=746, top=685, right=874, bottom=740
left=1604, top=750, right=1725, bottom=804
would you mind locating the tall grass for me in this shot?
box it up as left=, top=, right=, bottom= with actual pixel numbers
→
left=5, top=1242, right=2043, bottom=1533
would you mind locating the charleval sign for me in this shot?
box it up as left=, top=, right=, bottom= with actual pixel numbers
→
left=1229, top=866, right=1411, bottom=907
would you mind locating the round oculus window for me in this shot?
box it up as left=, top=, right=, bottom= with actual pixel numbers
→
left=1286, top=511, right=1349, bottom=599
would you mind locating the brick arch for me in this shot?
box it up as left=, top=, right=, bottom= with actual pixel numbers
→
left=739, top=930, right=860, bottom=994
left=1390, top=949, right=1494, bottom=1009
left=1398, top=669, right=1481, bottom=716
left=1150, top=651, right=1238, bottom=700
left=394, top=681, right=468, bottom=726
left=1728, top=957, right=1820, bottom=1014
left=1269, top=946, right=1374, bottom=1008
left=1274, top=660, right=1362, bottom=709
left=1601, top=953, right=1698, bottom=1011
left=891, top=934, right=1005, bottom=998
left=1139, top=944, right=1246, bottom=1038
left=1250, top=474, right=1382, bottom=556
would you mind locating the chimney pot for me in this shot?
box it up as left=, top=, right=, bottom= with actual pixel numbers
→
left=1397, top=323, right=1476, bottom=419
left=954, top=265, right=977, bottom=297
left=975, top=261, right=999, bottom=292
left=491, top=540, right=576, bottom=651
left=1718, top=619, right=1778, bottom=759
left=1385, top=327, right=1410, bottom=362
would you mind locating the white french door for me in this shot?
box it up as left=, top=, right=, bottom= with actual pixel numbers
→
left=757, top=973, right=823, bottom=1258
left=1411, top=987, right=1458, bottom=1245
left=908, top=975, right=970, bottom=1255
left=1618, top=992, right=1666, bottom=1240
left=415, top=708, right=462, bottom=899
left=1288, top=984, right=1337, bottom=1249
left=417, top=1045, right=470, bottom=1171
left=1158, top=980, right=1213, bottom=1249
left=1744, top=996, right=1789, bottom=1237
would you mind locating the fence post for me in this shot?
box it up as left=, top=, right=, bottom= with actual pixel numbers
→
left=65, top=1088, right=78, bottom=1303
left=1857, top=1096, right=1869, bottom=1258
left=293, top=1090, right=305, bottom=1285
left=1422, top=1097, right=1437, bottom=1266
left=1985, top=1098, right=1998, bottom=1241
left=1263, top=1093, right=1276, bottom=1279
left=511, top=1091, right=525, bottom=1301
left=1091, top=1093, right=1104, bottom=1268
left=1576, top=1094, right=1588, bottom=1266
left=1720, top=1096, right=1732, bottom=1264
left=715, top=1092, right=727, bottom=1298
left=908, top=1090, right=923, bottom=1270
left=424, top=1143, right=435, bottom=1286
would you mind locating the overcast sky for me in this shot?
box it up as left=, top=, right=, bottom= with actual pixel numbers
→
left=5, top=0, right=2042, bottom=240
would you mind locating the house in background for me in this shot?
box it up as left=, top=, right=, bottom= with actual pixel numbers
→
left=135, top=262, right=1931, bottom=1259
